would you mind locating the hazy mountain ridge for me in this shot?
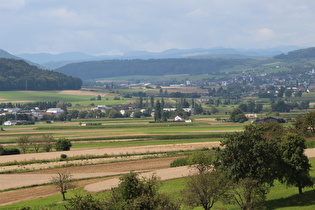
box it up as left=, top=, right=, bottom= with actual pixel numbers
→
left=16, top=46, right=303, bottom=69
left=54, top=46, right=315, bottom=81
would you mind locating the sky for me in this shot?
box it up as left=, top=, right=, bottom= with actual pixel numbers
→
left=1, top=0, right=315, bottom=55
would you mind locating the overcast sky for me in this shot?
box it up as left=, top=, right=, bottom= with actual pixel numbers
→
left=1, top=0, right=315, bottom=55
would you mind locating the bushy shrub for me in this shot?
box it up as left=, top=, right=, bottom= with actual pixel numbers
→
left=60, top=154, right=68, bottom=160
left=55, top=138, right=72, bottom=151
left=0, top=148, right=21, bottom=155
left=170, top=157, right=189, bottom=167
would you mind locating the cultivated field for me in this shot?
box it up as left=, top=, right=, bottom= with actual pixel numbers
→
left=1, top=90, right=315, bottom=209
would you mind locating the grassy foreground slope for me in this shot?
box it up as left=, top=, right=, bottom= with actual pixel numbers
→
left=3, top=157, right=315, bottom=210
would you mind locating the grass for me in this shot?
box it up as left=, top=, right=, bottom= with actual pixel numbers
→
left=0, top=91, right=90, bottom=102
left=0, top=91, right=134, bottom=107
left=72, top=138, right=222, bottom=149
left=4, top=157, right=315, bottom=209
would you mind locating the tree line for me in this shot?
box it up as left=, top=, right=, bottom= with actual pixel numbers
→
left=56, top=58, right=252, bottom=80
left=0, top=58, right=82, bottom=90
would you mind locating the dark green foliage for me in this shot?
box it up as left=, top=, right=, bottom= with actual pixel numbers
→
left=0, top=145, right=20, bottom=155
left=215, top=123, right=283, bottom=185
left=230, top=108, right=248, bottom=123
left=56, top=58, right=250, bottom=80
left=105, top=172, right=180, bottom=210
left=154, top=100, right=162, bottom=122
left=170, top=157, right=189, bottom=167
left=0, top=58, right=82, bottom=90
left=272, top=100, right=291, bottom=112
left=279, top=133, right=313, bottom=194
left=293, top=111, right=315, bottom=137
left=60, top=154, right=68, bottom=160
left=55, top=138, right=72, bottom=151
left=194, top=103, right=204, bottom=114
left=65, top=194, right=103, bottom=210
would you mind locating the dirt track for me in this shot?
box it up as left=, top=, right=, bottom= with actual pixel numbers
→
left=0, top=156, right=182, bottom=206
left=1, top=143, right=315, bottom=207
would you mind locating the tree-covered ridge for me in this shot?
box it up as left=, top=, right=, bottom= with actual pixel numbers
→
left=274, top=47, right=315, bottom=61
left=55, top=58, right=253, bottom=80
left=0, top=58, right=82, bottom=90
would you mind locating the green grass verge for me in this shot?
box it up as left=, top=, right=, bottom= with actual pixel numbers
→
left=4, top=158, right=315, bottom=209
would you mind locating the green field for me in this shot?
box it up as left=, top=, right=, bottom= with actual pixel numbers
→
left=4, top=157, right=315, bottom=210
left=0, top=91, right=134, bottom=107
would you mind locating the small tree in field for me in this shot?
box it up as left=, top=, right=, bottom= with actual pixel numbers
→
left=105, top=171, right=180, bottom=209
left=51, top=172, right=75, bottom=201
left=224, top=178, right=269, bottom=210
left=182, top=170, right=226, bottom=210
left=30, top=136, right=43, bottom=153
left=188, top=151, right=213, bottom=174
left=16, top=135, right=31, bottom=154
left=42, top=135, right=55, bottom=152
left=55, top=138, right=72, bottom=151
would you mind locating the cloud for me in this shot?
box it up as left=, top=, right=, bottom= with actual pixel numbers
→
left=186, top=8, right=209, bottom=18
left=41, top=8, right=78, bottom=20
left=0, top=0, right=25, bottom=10
left=256, top=28, right=275, bottom=40
left=1, top=0, right=315, bottom=54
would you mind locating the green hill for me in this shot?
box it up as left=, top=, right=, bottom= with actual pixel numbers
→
left=274, top=47, right=315, bottom=64
left=55, top=58, right=254, bottom=81
left=0, top=58, right=82, bottom=90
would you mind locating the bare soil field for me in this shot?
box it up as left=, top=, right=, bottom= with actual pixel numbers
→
left=0, top=142, right=221, bottom=164
left=58, top=90, right=108, bottom=96
left=0, top=156, right=182, bottom=206
left=2, top=143, right=315, bottom=207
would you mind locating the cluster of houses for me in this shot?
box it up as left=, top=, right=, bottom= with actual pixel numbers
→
left=245, top=114, right=286, bottom=124
left=2, top=108, right=64, bottom=126
left=2, top=105, right=195, bottom=126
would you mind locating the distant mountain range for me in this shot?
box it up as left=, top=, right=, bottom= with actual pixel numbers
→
left=0, top=46, right=307, bottom=70
left=16, top=46, right=303, bottom=69
left=53, top=46, right=315, bottom=81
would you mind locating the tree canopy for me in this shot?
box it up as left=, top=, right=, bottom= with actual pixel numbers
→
left=0, top=58, right=82, bottom=90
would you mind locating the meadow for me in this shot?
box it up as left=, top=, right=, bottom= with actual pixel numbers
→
left=3, top=158, right=315, bottom=210
left=0, top=89, right=315, bottom=209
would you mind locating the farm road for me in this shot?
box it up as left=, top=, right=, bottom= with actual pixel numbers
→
left=1, top=144, right=315, bottom=206
left=0, top=142, right=221, bottom=164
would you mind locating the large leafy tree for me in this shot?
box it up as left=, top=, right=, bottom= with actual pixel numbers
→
left=280, top=133, right=313, bottom=194
left=230, top=108, right=248, bottom=123
left=293, top=111, right=315, bottom=136
left=215, top=123, right=283, bottom=185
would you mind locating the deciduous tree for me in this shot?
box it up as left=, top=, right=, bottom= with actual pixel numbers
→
left=16, top=135, right=31, bottom=154
left=182, top=170, right=226, bottom=210
left=280, top=133, right=313, bottom=194
left=51, top=173, right=75, bottom=201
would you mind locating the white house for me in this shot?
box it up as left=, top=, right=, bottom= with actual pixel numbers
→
left=46, top=108, right=64, bottom=115
left=3, top=120, right=18, bottom=126
left=174, top=115, right=185, bottom=122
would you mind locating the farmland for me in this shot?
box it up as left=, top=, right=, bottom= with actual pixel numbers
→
left=0, top=89, right=315, bottom=209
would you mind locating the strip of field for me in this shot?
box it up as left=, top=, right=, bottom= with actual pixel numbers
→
left=0, top=142, right=221, bottom=164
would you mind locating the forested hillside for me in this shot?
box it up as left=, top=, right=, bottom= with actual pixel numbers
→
left=0, top=58, right=82, bottom=90
left=274, top=47, right=315, bottom=63
left=55, top=58, right=253, bottom=80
